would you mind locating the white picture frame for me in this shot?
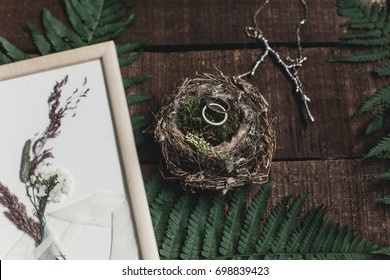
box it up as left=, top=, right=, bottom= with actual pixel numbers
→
left=0, top=41, right=159, bottom=260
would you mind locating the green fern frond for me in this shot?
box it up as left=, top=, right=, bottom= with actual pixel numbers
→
left=286, top=206, right=326, bottom=253
left=255, top=197, right=290, bottom=254
left=127, top=94, right=153, bottom=105
left=123, top=76, right=150, bottom=88
left=330, top=48, right=390, bottom=63
left=354, top=85, right=390, bottom=116
left=366, top=108, right=385, bottom=134
left=130, top=115, right=149, bottom=131
left=116, top=37, right=149, bottom=55
left=271, top=194, right=307, bottom=253
left=339, top=29, right=382, bottom=40
left=376, top=195, right=390, bottom=204
left=201, top=194, right=226, bottom=259
left=371, top=247, right=390, bottom=255
left=237, top=180, right=273, bottom=255
left=0, top=38, right=29, bottom=63
left=376, top=170, right=390, bottom=180
left=374, top=64, right=390, bottom=77
left=160, top=193, right=194, bottom=259
left=144, top=172, right=163, bottom=206
left=181, top=194, right=212, bottom=260
left=343, top=38, right=390, bottom=46
left=219, top=186, right=248, bottom=256
left=364, top=134, right=390, bottom=159
left=149, top=184, right=179, bottom=247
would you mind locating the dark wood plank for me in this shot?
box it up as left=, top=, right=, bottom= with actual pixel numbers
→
left=129, top=47, right=381, bottom=162
left=0, top=0, right=343, bottom=51
left=141, top=159, right=390, bottom=247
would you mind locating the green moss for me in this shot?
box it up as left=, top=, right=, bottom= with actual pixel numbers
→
left=178, top=97, right=240, bottom=146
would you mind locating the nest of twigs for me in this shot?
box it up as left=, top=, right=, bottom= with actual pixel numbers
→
left=155, top=71, right=275, bottom=193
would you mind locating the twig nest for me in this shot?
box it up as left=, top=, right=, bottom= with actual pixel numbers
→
left=155, top=71, right=275, bottom=193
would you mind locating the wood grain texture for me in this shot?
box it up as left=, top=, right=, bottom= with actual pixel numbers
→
left=128, top=48, right=381, bottom=161
left=1, top=0, right=389, bottom=247
left=0, top=0, right=344, bottom=51
left=141, top=159, right=390, bottom=247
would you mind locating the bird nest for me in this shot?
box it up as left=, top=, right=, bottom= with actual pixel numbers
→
left=155, top=71, right=275, bottom=193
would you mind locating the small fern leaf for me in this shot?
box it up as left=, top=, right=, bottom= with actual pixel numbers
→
left=376, top=195, right=390, bottom=204
left=271, top=194, right=307, bottom=253
left=130, top=115, right=149, bottom=131
left=255, top=197, right=290, bottom=254
left=181, top=194, right=211, bottom=260
left=287, top=206, right=326, bottom=253
left=64, top=0, right=103, bottom=43
left=119, top=50, right=143, bottom=67
left=237, top=180, right=273, bottom=255
left=376, top=170, right=390, bottom=180
left=374, top=64, right=390, bottom=77
left=27, top=23, right=52, bottom=55
left=127, top=94, right=153, bottom=105
left=201, top=194, right=226, bottom=259
left=371, top=247, right=390, bottom=255
left=116, top=37, right=149, bottom=55
left=343, top=37, right=390, bottom=47
left=144, top=172, right=163, bottom=206
left=0, top=38, right=29, bottom=63
left=339, top=30, right=382, bottom=40
left=311, top=216, right=333, bottom=252
left=354, top=85, right=390, bottom=116
left=160, top=193, right=194, bottom=259
left=364, top=134, right=390, bottom=159
left=42, top=9, right=85, bottom=51
left=219, top=186, right=248, bottom=256
left=366, top=108, right=385, bottom=135
left=149, top=185, right=179, bottom=247
left=330, top=48, right=390, bottom=63
left=123, top=76, right=150, bottom=89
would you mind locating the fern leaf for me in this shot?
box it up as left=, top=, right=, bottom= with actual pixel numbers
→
left=377, top=195, right=390, bottom=204
left=116, top=38, right=149, bottom=55
left=371, top=247, right=390, bottom=255
left=255, top=197, right=290, bottom=254
left=64, top=0, right=102, bottom=42
left=144, top=172, right=163, bottom=206
left=364, top=134, right=390, bottom=159
left=343, top=38, right=390, bottom=47
left=0, top=38, right=29, bottom=63
left=374, top=64, right=390, bottom=77
left=160, top=193, right=194, bottom=259
left=123, top=76, right=150, bottom=89
left=339, top=29, right=382, bottom=40
left=181, top=194, right=211, bottom=260
left=311, top=216, right=333, bottom=252
left=201, top=194, right=226, bottom=259
left=219, top=186, right=248, bottom=256
left=42, top=9, right=85, bottom=51
left=27, top=23, right=52, bottom=55
left=130, top=115, right=149, bottom=131
left=271, top=194, right=307, bottom=253
left=149, top=185, right=179, bottom=247
left=287, top=206, right=326, bottom=253
left=330, top=48, right=390, bottom=63
left=376, top=169, right=390, bottom=180
left=127, top=94, right=153, bottom=105
left=366, top=108, right=385, bottom=135
left=237, top=180, right=273, bottom=255
left=354, top=85, right=390, bottom=116
left=119, top=50, right=143, bottom=67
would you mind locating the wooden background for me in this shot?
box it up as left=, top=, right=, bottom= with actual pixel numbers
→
left=1, top=0, right=389, bottom=247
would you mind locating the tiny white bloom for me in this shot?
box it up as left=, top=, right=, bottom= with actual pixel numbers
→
left=36, top=185, right=48, bottom=197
